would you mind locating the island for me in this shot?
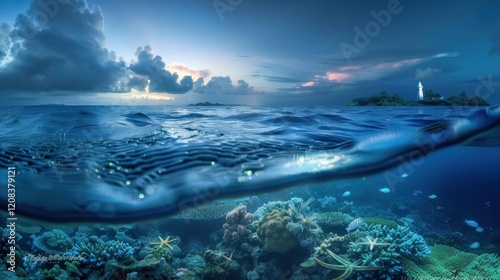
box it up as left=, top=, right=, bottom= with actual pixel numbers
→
left=345, top=91, right=489, bottom=106
left=187, top=102, right=240, bottom=106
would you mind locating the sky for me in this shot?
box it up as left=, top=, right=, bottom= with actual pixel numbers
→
left=0, top=0, right=499, bottom=105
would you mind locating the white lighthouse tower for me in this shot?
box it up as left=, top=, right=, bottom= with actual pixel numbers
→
left=418, top=81, right=424, bottom=100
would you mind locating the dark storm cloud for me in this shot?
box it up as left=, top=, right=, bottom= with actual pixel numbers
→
left=194, top=76, right=255, bottom=95
left=0, top=0, right=196, bottom=95
left=0, top=0, right=129, bottom=92
left=129, top=45, right=193, bottom=93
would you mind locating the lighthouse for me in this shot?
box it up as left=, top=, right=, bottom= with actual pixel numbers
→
left=418, top=81, right=424, bottom=100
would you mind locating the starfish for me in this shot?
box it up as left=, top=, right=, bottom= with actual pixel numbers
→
left=314, top=249, right=383, bottom=280
left=221, top=251, right=234, bottom=268
left=356, top=236, right=390, bottom=251
left=150, top=236, right=178, bottom=250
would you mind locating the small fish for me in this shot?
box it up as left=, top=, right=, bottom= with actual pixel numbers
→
left=484, top=201, right=491, bottom=208
left=469, top=242, right=480, bottom=249
left=413, top=190, right=423, bottom=196
left=342, top=191, right=351, bottom=197
left=379, top=188, right=390, bottom=193
left=436, top=206, right=444, bottom=210
left=401, top=173, right=408, bottom=178
left=428, top=194, right=437, bottom=199
left=476, top=226, right=484, bottom=233
left=464, top=219, right=479, bottom=228
left=346, top=218, right=364, bottom=232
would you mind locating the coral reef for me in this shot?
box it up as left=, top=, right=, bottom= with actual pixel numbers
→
left=349, top=224, right=430, bottom=267
left=316, top=212, right=354, bottom=230
left=253, top=200, right=290, bottom=219
left=402, top=245, right=500, bottom=279
left=32, top=229, right=74, bottom=255
left=285, top=198, right=323, bottom=248
left=222, top=205, right=253, bottom=245
left=169, top=202, right=238, bottom=221
left=203, top=250, right=241, bottom=279
left=254, top=197, right=323, bottom=251
left=257, top=209, right=299, bottom=253
left=74, top=240, right=134, bottom=268
left=105, top=257, right=171, bottom=279
left=363, top=217, right=399, bottom=230
left=16, top=224, right=42, bottom=234
left=4, top=193, right=498, bottom=279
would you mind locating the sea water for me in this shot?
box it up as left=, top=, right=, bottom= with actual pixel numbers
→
left=0, top=105, right=499, bottom=279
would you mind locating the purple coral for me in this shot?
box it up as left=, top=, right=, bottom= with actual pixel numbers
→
left=222, top=205, right=253, bottom=244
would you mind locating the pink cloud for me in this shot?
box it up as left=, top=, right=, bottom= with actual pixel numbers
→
left=301, top=54, right=444, bottom=89
left=166, top=64, right=211, bottom=79
left=326, top=71, right=351, bottom=82
left=301, top=81, right=315, bottom=87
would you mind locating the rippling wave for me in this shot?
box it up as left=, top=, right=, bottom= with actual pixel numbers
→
left=1, top=105, right=499, bottom=222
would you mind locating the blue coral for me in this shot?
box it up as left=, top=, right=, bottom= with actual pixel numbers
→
left=349, top=224, right=430, bottom=266
left=345, top=224, right=429, bottom=279
left=72, top=240, right=133, bottom=267
left=32, top=229, right=74, bottom=255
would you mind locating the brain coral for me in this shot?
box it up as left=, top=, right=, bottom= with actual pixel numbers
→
left=257, top=209, right=299, bottom=253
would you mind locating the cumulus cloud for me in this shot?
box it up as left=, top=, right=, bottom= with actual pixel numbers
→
left=194, top=76, right=255, bottom=95
left=0, top=0, right=195, bottom=95
left=0, top=0, right=129, bottom=92
left=129, top=45, right=193, bottom=93
left=166, top=64, right=210, bottom=79
left=415, top=67, right=441, bottom=80
left=0, top=0, right=253, bottom=97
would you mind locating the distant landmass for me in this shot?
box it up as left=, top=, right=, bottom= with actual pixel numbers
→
left=187, top=102, right=241, bottom=106
left=34, top=103, right=67, bottom=106
left=345, top=91, right=490, bottom=106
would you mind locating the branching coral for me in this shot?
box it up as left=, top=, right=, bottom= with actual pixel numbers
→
left=348, top=224, right=430, bottom=268
left=222, top=205, right=253, bottom=245
left=74, top=240, right=134, bottom=268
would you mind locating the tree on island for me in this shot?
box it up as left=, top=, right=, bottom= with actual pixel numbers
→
left=346, top=91, right=408, bottom=106
left=446, top=91, right=489, bottom=106
left=423, top=90, right=443, bottom=101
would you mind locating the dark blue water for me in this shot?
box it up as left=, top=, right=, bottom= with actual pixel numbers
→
left=0, top=105, right=499, bottom=223
left=1, top=105, right=500, bottom=279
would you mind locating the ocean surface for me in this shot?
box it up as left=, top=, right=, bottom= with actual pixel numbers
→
left=1, top=105, right=499, bottom=279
